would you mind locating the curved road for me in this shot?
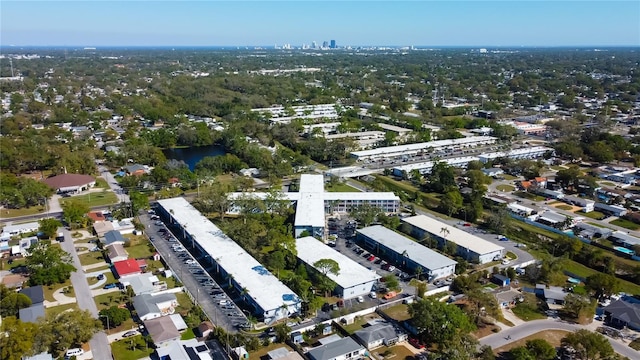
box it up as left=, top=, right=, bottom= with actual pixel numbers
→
left=479, top=319, right=639, bottom=359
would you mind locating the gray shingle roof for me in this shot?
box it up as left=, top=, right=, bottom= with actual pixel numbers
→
left=354, top=324, right=398, bottom=345
left=605, top=299, right=640, bottom=325
left=307, top=337, right=364, bottom=360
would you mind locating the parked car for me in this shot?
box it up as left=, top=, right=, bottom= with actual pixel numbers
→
left=65, top=348, right=84, bottom=359
left=122, top=330, right=138, bottom=338
left=357, top=296, right=364, bottom=303
left=409, top=338, right=425, bottom=349
left=97, top=273, right=105, bottom=280
left=369, top=291, right=377, bottom=299
left=103, top=283, right=118, bottom=290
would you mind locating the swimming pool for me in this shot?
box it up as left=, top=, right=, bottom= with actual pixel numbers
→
left=614, top=246, right=635, bottom=255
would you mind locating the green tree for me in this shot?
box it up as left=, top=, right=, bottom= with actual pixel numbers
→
left=0, top=316, right=38, bottom=360
left=408, top=296, right=475, bottom=346
left=585, top=273, right=619, bottom=301
left=129, top=190, right=150, bottom=213
left=509, top=346, right=536, bottom=360
left=525, top=339, right=557, bottom=360
left=273, top=323, right=291, bottom=343
left=561, top=329, right=613, bottom=360
left=38, top=218, right=62, bottom=239
left=313, top=258, right=340, bottom=277
left=0, top=292, right=32, bottom=318
left=98, top=306, right=130, bottom=328
left=349, top=204, right=380, bottom=227
left=563, top=293, right=596, bottom=320
left=439, top=189, right=463, bottom=217
left=382, top=274, right=400, bottom=292
left=33, top=310, right=101, bottom=356
left=62, top=200, right=90, bottom=228
left=25, top=243, right=76, bottom=286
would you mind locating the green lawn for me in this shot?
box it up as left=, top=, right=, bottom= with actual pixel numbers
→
left=610, top=218, right=640, bottom=230
left=181, top=327, right=196, bottom=340
left=0, top=257, right=27, bottom=271
left=60, top=191, right=118, bottom=208
left=587, top=222, right=611, bottom=229
left=175, top=292, right=195, bottom=316
left=43, top=280, right=72, bottom=302
left=561, top=259, right=640, bottom=295
left=599, top=181, right=616, bottom=186
left=78, top=251, right=107, bottom=266
left=512, top=303, right=547, bottom=321
left=374, top=344, right=415, bottom=360
left=0, top=205, right=46, bottom=218
left=111, top=336, right=154, bottom=360
left=94, top=292, right=126, bottom=311
left=95, top=177, right=110, bottom=189
left=496, top=185, right=515, bottom=192
left=556, top=205, right=573, bottom=211
left=381, top=304, right=412, bottom=321
left=514, top=191, right=546, bottom=202
left=502, top=174, right=518, bottom=180
left=580, top=211, right=606, bottom=220
left=506, top=251, right=517, bottom=260
left=125, top=243, right=155, bottom=259
left=45, top=303, right=79, bottom=317
left=326, top=182, right=360, bottom=192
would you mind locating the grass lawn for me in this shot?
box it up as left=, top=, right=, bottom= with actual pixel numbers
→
left=599, top=181, right=616, bottom=186
left=79, top=251, right=107, bottom=266
left=60, top=191, right=118, bottom=208
left=581, top=211, right=606, bottom=220
left=43, top=280, right=72, bottom=302
left=94, top=292, right=126, bottom=311
left=181, top=327, right=196, bottom=340
left=175, top=292, right=195, bottom=315
left=0, top=205, right=46, bottom=218
left=587, top=222, right=611, bottom=229
left=561, top=259, right=640, bottom=295
left=341, top=317, right=368, bottom=334
left=502, top=174, right=518, bottom=180
left=556, top=204, right=573, bottom=211
left=111, top=336, right=154, bottom=360
left=326, top=182, right=360, bottom=192
left=95, top=177, right=110, bottom=189
left=382, top=304, right=412, bottom=321
left=506, top=251, right=517, bottom=260
left=511, top=303, right=547, bottom=321
left=124, top=242, right=155, bottom=259
left=373, top=344, right=415, bottom=360
left=513, top=191, right=546, bottom=202
left=45, top=303, right=79, bottom=317
left=610, top=218, right=640, bottom=230
left=496, top=185, right=515, bottom=192
left=0, top=257, right=27, bottom=271
left=493, top=330, right=570, bottom=354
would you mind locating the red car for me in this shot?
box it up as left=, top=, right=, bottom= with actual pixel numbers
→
left=409, top=338, right=425, bottom=349
left=367, top=255, right=376, bottom=262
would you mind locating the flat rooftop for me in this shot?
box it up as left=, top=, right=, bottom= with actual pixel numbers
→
left=351, top=136, right=496, bottom=158
left=356, top=226, right=458, bottom=271
left=392, top=156, right=479, bottom=172
left=479, top=146, right=552, bottom=159
left=157, top=198, right=299, bottom=312
left=296, top=236, right=380, bottom=288
left=401, top=215, right=504, bottom=255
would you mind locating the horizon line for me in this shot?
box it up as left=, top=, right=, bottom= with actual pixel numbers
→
left=1, top=44, right=639, bottom=49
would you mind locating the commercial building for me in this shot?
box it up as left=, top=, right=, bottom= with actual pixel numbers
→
left=350, top=136, right=497, bottom=161
left=400, top=215, right=505, bottom=264
left=296, top=236, right=380, bottom=299
left=156, top=197, right=301, bottom=323
left=477, top=146, right=553, bottom=163
left=229, top=174, right=400, bottom=238
left=376, top=123, right=413, bottom=141
left=42, top=174, right=95, bottom=194
left=356, top=226, right=457, bottom=281
left=326, top=131, right=385, bottom=150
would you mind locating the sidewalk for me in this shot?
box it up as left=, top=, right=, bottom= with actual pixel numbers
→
left=501, top=307, right=526, bottom=327
left=44, top=287, right=77, bottom=308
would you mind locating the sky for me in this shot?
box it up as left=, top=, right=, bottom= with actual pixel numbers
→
left=1, top=1, right=639, bottom=47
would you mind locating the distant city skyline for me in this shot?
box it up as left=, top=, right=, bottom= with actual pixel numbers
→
left=1, top=1, right=639, bottom=47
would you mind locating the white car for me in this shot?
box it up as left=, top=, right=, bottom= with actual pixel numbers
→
left=357, top=296, right=364, bottom=303
left=502, top=259, right=511, bottom=265
left=369, top=291, right=377, bottom=299
left=65, top=348, right=84, bottom=359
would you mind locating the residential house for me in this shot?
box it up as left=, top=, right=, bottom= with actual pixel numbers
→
left=133, top=293, right=178, bottom=321
left=491, top=274, right=511, bottom=287
left=1, top=273, right=28, bottom=289
left=594, top=203, right=628, bottom=217
left=106, top=243, right=129, bottom=263
left=231, top=347, right=249, bottom=360
left=125, top=164, right=150, bottom=176
left=102, top=230, right=127, bottom=246
left=354, top=323, right=407, bottom=350
left=113, top=258, right=142, bottom=278
left=87, top=211, right=106, bottom=222
left=267, top=347, right=305, bottom=360
left=155, top=338, right=224, bottom=360
left=563, top=195, right=595, bottom=213
left=120, top=273, right=167, bottom=295
left=543, top=286, right=569, bottom=305
left=482, top=168, right=504, bottom=177
left=19, top=286, right=45, bottom=323
left=24, top=353, right=54, bottom=360
left=306, top=337, right=366, bottom=360
left=144, top=314, right=185, bottom=347
left=196, top=321, right=214, bottom=338
left=604, top=299, right=640, bottom=331
left=94, top=221, right=115, bottom=238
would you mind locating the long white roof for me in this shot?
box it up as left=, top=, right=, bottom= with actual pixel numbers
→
left=157, top=197, right=299, bottom=312
left=401, top=215, right=504, bottom=255
left=351, top=136, right=496, bottom=158
left=392, top=156, right=479, bottom=172
left=356, top=226, right=458, bottom=271
left=478, top=146, right=552, bottom=160
left=296, top=236, right=380, bottom=288
left=228, top=174, right=399, bottom=229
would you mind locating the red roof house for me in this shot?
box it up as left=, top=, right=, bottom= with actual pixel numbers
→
left=87, top=211, right=106, bottom=222
left=113, top=259, right=142, bottom=278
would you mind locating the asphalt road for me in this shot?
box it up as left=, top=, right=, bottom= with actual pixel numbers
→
left=58, top=227, right=112, bottom=360
left=138, top=214, right=246, bottom=333
left=479, top=319, right=639, bottom=359
left=98, top=166, right=130, bottom=203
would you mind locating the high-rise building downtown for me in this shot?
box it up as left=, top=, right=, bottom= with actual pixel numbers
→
left=330, top=40, right=336, bottom=49
left=322, top=41, right=328, bottom=48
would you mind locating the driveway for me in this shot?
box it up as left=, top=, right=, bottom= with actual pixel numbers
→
left=479, top=319, right=639, bottom=359
left=98, top=165, right=129, bottom=203
left=59, top=227, right=112, bottom=360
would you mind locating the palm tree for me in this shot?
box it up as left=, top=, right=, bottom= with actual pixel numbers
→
left=415, top=266, right=423, bottom=281
left=440, top=227, right=450, bottom=239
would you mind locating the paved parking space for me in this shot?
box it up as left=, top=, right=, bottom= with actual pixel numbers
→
left=140, top=212, right=249, bottom=333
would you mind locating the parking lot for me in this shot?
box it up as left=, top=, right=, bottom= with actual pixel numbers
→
left=140, top=211, right=250, bottom=333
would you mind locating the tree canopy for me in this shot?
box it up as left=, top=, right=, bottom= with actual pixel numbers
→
left=26, top=243, right=76, bottom=286
left=408, top=296, right=475, bottom=346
